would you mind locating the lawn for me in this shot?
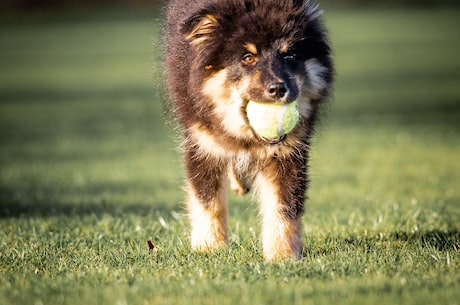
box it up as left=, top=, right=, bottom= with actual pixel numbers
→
left=0, top=6, right=459, bottom=305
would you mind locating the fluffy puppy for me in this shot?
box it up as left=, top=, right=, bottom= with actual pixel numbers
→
left=165, top=0, right=333, bottom=260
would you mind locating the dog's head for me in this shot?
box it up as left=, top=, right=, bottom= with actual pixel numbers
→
left=180, top=0, right=333, bottom=142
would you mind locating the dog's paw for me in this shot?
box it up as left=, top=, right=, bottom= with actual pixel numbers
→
left=191, top=227, right=228, bottom=251
left=263, top=243, right=302, bottom=261
left=188, top=191, right=229, bottom=251
left=261, top=213, right=303, bottom=261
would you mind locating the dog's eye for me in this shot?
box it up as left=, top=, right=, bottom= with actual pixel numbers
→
left=283, top=54, right=296, bottom=63
left=242, top=54, right=256, bottom=66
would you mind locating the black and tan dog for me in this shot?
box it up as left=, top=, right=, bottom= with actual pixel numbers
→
left=165, top=0, right=333, bottom=260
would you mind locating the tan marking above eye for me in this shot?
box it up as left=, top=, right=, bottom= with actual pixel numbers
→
left=244, top=43, right=258, bottom=55
left=279, top=41, right=291, bottom=54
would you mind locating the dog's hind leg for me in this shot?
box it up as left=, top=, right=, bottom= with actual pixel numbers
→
left=228, top=161, right=251, bottom=196
left=184, top=145, right=229, bottom=251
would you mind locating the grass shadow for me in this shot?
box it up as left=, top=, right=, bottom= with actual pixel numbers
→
left=341, top=230, right=460, bottom=252
left=303, top=229, right=459, bottom=260
left=0, top=184, right=178, bottom=219
left=391, top=230, right=460, bottom=251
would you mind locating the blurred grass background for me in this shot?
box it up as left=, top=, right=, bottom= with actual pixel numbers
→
left=0, top=1, right=459, bottom=305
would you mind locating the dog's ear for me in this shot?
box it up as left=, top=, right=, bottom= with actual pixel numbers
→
left=181, top=12, right=219, bottom=46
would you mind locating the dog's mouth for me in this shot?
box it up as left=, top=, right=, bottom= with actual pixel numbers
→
left=241, top=99, right=287, bottom=145
left=256, top=134, right=286, bottom=145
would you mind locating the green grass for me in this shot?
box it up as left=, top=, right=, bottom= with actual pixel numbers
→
left=1, top=7, right=459, bottom=305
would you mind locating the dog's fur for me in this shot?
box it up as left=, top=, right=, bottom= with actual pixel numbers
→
left=165, top=0, right=333, bottom=260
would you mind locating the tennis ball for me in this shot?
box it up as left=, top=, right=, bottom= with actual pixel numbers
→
left=246, top=100, right=299, bottom=140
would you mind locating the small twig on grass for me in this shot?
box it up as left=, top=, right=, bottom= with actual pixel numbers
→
left=147, top=240, right=158, bottom=254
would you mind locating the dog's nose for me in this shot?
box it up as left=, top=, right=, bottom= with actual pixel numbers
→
left=267, top=82, right=288, bottom=99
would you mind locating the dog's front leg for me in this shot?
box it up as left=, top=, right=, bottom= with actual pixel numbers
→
left=184, top=144, right=228, bottom=251
left=256, top=154, right=307, bottom=261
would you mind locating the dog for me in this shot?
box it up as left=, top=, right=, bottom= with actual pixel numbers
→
left=165, top=0, right=333, bottom=260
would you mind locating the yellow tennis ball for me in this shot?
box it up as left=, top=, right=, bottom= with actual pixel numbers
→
left=246, top=100, right=299, bottom=140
